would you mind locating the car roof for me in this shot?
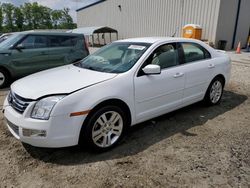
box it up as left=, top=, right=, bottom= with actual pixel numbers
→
left=16, top=31, right=84, bottom=37
left=117, top=37, right=201, bottom=44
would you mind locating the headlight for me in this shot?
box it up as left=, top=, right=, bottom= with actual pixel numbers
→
left=31, top=95, right=65, bottom=120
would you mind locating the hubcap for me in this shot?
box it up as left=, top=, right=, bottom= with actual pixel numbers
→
left=92, top=111, right=123, bottom=148
left=210, top=81, right=222, bottom=104
left=0, top=72, right=5, bottom=86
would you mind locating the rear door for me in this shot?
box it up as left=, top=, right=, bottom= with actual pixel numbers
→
left=180, top=42, right=214, bottom=105
left=10, top=34, right=50, bottom=77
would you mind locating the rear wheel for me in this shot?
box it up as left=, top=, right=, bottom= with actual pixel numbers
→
left=80, top=105, right=127, bottom=151
left=0, top=69, right=10, bottom=89
left=204, top=77, right=224, bottom=105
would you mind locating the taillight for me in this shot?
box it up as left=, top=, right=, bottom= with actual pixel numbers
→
left=84, top=38, right=89, bottom=54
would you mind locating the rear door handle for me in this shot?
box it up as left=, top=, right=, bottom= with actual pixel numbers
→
left=173, top=72, right=184, bottom=78
left=208, top=64, right=215, bottom=69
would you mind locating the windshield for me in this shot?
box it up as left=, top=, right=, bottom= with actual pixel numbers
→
left=75, top=42, right=151, bottom=73
left=0, top=33, right=23, bottom=49
left=0, top=34, right=12, bottom=43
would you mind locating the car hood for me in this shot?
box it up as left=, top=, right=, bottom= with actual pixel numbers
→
left=11, top=65, right=117, bottom=100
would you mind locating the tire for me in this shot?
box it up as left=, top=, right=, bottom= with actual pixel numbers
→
left=0, top=68, right=10, bottom=89
left=204, top=77, right=224, bottom=106
left=79, top=105, right=127, bottom=152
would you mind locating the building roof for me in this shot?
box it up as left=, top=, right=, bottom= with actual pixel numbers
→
left=69, top=26, right=117, bottom=36
left=76, top=0, right=105, bottom=12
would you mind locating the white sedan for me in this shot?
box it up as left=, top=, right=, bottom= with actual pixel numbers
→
left=3, top=37, right=231, bottom=151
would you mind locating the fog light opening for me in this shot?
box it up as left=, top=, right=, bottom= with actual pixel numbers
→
left=22, top=129, right=47, bottom=137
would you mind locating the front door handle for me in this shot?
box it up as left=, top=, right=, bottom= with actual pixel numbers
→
left=208, top=64, right=215, bottom=69
left=173, top=72, right=184, bottom=78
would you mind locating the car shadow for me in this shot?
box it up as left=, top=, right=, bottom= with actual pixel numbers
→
left=23, top=90, right=248, bottom=165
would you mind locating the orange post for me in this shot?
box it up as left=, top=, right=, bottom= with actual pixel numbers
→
left=236, top=41, right=241, bottom=54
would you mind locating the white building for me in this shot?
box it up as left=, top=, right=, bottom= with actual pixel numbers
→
left=77, top=0, right=250, bottom=50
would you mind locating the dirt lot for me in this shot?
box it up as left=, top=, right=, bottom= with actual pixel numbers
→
left=0, top=53, right=250, bottom=188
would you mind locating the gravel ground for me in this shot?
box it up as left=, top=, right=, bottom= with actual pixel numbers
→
left=0, top=52, right=250, bottom=188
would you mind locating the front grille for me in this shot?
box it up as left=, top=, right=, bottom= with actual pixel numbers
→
left=8, top=91, right=33, bottom=114
left=6, top=119, right=19, bottom=136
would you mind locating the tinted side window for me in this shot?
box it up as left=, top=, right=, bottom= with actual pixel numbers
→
left=48, top=35, right=78, bottom=47
left=182, top=43, right=211, bottom=63
left=151, top=43, right=179, bottom=69
left=60, top=36, right=77, bottom=47
left=19, top=35, right=48, bottom=49
left=48, top=36, right=61, bottom=47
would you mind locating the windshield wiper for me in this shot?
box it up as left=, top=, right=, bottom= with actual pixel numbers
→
left=73, top=62, right=82, bottom=67
left=81, top=64, right=98, bottom=71
left=74, top=62, right=96, bottom=71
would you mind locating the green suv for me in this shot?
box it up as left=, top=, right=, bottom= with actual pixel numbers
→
left=0, top=32, right=89, bottom=88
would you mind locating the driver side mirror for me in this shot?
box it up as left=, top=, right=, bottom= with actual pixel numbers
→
left=15, top=43, right=25, bottom=51
left=142, top=64, right=161, bottom=75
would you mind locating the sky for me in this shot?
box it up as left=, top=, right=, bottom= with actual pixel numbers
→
left=0, top=0, right=101, bottom=22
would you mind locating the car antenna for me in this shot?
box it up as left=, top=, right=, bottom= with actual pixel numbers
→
left=171, top=27, right=179, bottom=37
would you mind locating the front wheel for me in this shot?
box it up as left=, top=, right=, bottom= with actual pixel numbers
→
left=79, top=106, right=127, bottom=151
left=204, top=77, right=224, bottom=105
left=0, top=69, right=10, bottom=89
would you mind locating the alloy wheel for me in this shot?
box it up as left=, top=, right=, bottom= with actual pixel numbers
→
left=0, top=72, right=5, bottom=86
left=92, top=111, right=123, bottom=148
left=210, top=80, right=222, bottom=104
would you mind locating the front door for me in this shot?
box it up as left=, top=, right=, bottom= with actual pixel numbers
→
left=10, top=35, right=50, bottom=77
left=134, top=43, right=185, bottom=123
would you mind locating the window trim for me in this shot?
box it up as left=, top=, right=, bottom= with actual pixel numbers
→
left=48, top=35, right=79, bottom=48
left=13, top=34, right=49, bottom=50
left=180, top=42, right=211, bottom=64
left=137, top=42, right=180, bottom=77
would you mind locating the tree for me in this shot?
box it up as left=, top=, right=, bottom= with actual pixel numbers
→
left=60, top=8, right=76, bottom=29
left=40, top=6, right=53, bottom=29
left=22, top=3, right=33, bottom=30
left=13, top=7, right=24, bottom=31
left=2, top=3, right=15, bottom=32
left=31, top=2, right=41, bottom=29
left=51, top=10, right=62, bottom=29
left=0, top=2, right=76, bottom=33
left=23, top=2, right=55, bottom=30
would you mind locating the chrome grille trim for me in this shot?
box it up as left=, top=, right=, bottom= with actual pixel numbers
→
left=8, top=91, right=33, bottom=114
